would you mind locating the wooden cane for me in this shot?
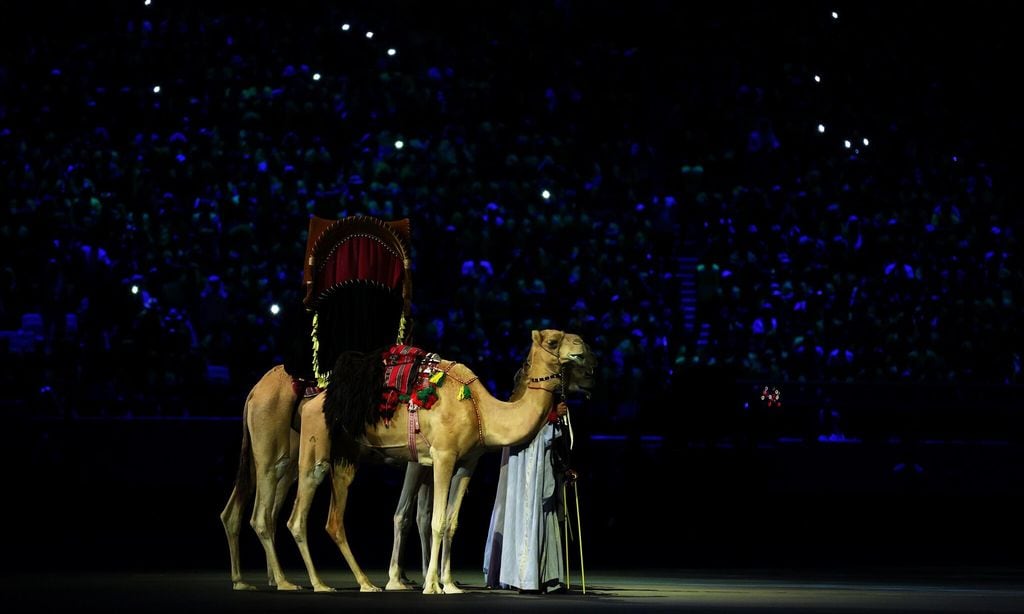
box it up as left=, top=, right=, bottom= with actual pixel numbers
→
left=573, top=481, right=586, bottom=594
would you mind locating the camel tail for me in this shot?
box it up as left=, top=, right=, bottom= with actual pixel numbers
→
left=234, top=402, right=256, bottom=499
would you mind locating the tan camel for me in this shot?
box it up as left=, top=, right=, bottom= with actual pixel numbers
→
left=219, top=331, right=593, bottom=592
left=288, top=329, right=590, bottom=594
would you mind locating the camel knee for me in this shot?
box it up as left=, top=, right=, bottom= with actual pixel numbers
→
left=443, top=518, right=458, bottom=540
left=394, top=512, right=412, bottom=532
left=220, top=508, right=240, bottom=533
left=250, top=516, right=272, bottom=540
left=273, top=456, right=293, bottom=479
left=308, top=460, right=329, bottom=485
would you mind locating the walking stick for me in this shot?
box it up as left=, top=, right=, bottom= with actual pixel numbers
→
left=561, top=405, right=586, bottom=594
left=563, top=481, right=572, bottom=590
left=568, top=476, right=586, bottom=594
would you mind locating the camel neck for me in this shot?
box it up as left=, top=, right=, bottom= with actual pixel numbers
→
left=478, top=362, right=559, bottom=448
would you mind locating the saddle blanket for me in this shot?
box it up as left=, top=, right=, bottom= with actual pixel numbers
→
left=380, top=344, right=441, bottom=422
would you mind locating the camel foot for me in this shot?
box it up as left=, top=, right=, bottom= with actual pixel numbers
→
left=442, top=583, right=465, bottom=595
left=312, top=585, right=336, bottom=593
left=359, top=583, right=383, bottom=593
left=386, top=579, right=416, bottom=591
left=232, top=581, right=258, bottom=591
left=276, top=580, right=302, bottom=591
left=422, top=583, right=442, bottom=595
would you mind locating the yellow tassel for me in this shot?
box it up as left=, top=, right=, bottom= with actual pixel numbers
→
left=458, top=384, right=472, bottom=400
left=312, top=313, right=329, bottom=387
left=429, top=371, right=446, bottom=386
left=397, top=314, right=407, bottom=344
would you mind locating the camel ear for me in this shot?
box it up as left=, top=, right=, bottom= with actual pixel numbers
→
left=532, top=329, right=542, bottom=345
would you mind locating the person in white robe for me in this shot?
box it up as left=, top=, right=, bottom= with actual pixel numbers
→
left=483, top=401, right=568, bottom=593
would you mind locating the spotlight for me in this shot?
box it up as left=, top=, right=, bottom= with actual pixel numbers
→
left=270, top=304, right=281, bottom=316
left=814, top=75, right=821, bottom=83
left=843, top=140, right=851, bottom=149
left=131, top=285, right=139, bottom=295
left=313, top=73, right=321, bottom=81
left=831, top=11, right=839, bottom=19
left=541, top=189, right=551, bottom=200
left=152, top=85, right=161, bottom=94
left=342, top=23, right=350, bottom=31
left=817, top=123, right=826, bottom=134
left=862, top=138, right=870, bottom=146
left=394, top=140, right=404, bottom=149
left=387, top=48, right=397, bottom=56
left=366, top=31, right=374, bottom=39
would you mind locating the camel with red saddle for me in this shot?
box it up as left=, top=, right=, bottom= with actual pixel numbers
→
left=288, top=328, right=591, bottom=594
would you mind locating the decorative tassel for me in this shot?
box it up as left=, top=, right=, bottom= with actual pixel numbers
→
left=312, top=312, right=329, bottom=387
left=429, top=371, right=446, bottom=386
left=396, top=314, right=407, bottom=344
left=458, top=384, right=472, bottom=400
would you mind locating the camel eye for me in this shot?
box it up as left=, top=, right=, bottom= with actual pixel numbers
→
left=547, top=340, right=558, bottom=348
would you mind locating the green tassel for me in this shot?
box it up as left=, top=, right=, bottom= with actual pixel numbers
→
left=458, top=385, right=472, bottom=400
left=429, top=371, right=446, bottom=386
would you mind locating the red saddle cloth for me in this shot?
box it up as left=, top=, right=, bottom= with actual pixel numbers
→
left=380, top=344, right=440, bottom=422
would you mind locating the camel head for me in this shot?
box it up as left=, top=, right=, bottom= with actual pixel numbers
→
left=530, top=329, right=595, bottom=398
left=563, top=347, right=596, bottom=399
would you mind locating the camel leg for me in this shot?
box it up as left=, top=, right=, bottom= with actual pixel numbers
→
left=324, top=461, right=382, bottom=592
left=386, top=462, right=422, bottom=590
left=220, top=483, right=257, bottom=591
left=221, top=403, right=259, bottom=591
left=250, top=454, right=301, bottom=591
left=439, top=461, right=477, bottom=594
left=422, top=450, right=456, bottom=595
left=286, top=434, right=335, bottom=592
left=416, top=469, right=432, bottom=580
left=264, top=437, right=296, bottom=581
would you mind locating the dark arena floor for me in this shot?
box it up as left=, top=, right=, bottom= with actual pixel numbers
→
left=8, top=415, right=1024, bottom=614
left=6, top=567, right=1024, bottom=614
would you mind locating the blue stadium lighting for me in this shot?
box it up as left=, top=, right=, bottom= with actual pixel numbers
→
left=313, top=73, right=321, bottom=81
left=152, top=85, right=161, bottom=93
left=817, top=123, right=825, bottom=133
left=341, top=23, right=350, bottom=31
left=366, top=31, right=374, bottom=39
left=270, top=304, right=281, bottom=316
left=394, top=140, right=404, bottom=149
left=387, top=48, right=397, bottom=56
left=541, top=189, right=551, bottom=200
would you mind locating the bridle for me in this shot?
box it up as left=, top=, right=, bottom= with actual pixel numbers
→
left=526, top=334, right=566, bottom=398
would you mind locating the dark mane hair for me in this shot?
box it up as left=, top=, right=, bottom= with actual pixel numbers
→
left=322, top=348, right=387, bottom=463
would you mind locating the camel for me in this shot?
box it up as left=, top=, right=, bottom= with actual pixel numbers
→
left=219, top=330, right=593, bottom=592
left=383, top=345, right=596, bottom=591
left=288, top=329, right=591, bottom=594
